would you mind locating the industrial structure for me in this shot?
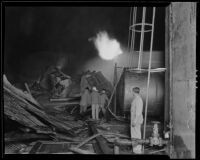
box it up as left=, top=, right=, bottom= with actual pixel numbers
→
left=3, top=2, right=196, bottom=158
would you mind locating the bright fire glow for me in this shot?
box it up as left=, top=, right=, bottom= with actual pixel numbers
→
left=93, top=31, right=123, bottom=60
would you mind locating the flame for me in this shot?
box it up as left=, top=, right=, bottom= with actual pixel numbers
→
left=93, top=31, right=123, bottom=60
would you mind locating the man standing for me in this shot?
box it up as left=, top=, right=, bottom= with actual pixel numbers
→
left=99, top=89, right=109, bottom=121
left=91, top=86, right=100, bottom=120
left=130, top=87, right=143, bottom=154
left=80, top=87, right=91, bottom=115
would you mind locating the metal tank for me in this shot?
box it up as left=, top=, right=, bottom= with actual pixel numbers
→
left=116, top=70, right=165, bottom=118
left=116, top=51, right=165, bottom=118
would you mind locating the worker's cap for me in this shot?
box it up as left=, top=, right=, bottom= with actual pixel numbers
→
left=92, top=86, right=98, bottom=91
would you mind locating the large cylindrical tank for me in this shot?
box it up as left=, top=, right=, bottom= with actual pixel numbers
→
left=116, top=70, right=164, bottom=118
left=116, top=50, right=165, bottom=118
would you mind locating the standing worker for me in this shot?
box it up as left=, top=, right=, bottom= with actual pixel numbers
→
left=80, top=87, right=91, bottom=115
left=130, top=87, right=143, bottom=154
left=80, top=71, right=91, bottom=94
left=91, top=86, right=100, bottom=120
left=99, top=89, right=109, bottom=121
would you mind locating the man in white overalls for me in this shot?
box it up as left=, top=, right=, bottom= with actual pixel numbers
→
left=130, top=87, right=143, bottom=154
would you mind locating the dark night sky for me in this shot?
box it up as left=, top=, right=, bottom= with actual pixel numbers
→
left=4, top=7, right=165, bottom=84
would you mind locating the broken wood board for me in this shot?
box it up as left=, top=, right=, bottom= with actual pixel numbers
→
left=69, top=147, right=95, bottom=154
left=24, top=83, right=32, bottom=96
left=88, top=121, right=113, bottom=154
left=50, top=97, right=80, bottom=102
left=3, top=75, right=42, bottom=109
left=29, top=141, right=95, bottom=154
left=4, top=85, right=81, bottom=136
left=4, top=92, right=53, bottom=134
left=50, top=133, right=82, bottom=142
left=5, top=132, right=51, bottom=142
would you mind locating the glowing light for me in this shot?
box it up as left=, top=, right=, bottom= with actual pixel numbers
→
left=93, top=31, right=123, bottom=60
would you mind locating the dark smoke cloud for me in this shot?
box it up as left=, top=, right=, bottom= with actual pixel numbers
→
left=4, top=7, right=165, bottom=84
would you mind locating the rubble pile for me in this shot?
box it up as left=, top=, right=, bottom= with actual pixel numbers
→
left=29, top=66, right=113, bottom=99
left=3, top=67, right=132, bottom=154
left=4, top=74, right=87, bottom=135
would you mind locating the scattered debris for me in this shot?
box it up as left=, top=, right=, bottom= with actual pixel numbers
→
left=4, top=75, right=87, bottom=140
left=88, top=121, right=113, bottom=154
left=3, top=71, right=137, bottom=154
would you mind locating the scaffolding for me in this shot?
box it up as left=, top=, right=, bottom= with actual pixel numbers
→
left=106, top=6, right=167, bottom=153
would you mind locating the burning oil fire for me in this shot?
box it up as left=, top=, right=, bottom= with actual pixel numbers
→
left=93, top=31, right=123, bottom=60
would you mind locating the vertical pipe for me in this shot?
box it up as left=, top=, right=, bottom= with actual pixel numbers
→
left=130, top=7, right=137, bottom=68
left=129, top=7, right=134, bottom=68
left=142, top=7, right=156, bottom=151
left=128, top=7, right=133, bottom=52
left=113, top=63, right=117, bottom=114
left=138, top=7, right=146, bottom=70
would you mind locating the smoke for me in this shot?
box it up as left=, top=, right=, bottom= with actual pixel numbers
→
left=56, top=55, right=67, bottom=70
left=92, top=31, right=123, bottom=60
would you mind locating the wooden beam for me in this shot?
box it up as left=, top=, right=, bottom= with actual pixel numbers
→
left=88, top=121, right=113, bottom=154
left=69, top=148, right=96, bottom=154
left=114, top=139, right=149, bottom=146
left=29, top=142, right=42, bottom=154
left=24, top=83, right=32, bottom=96
left=49, top=97, right=80, bottom=102
left=75, top=133, right=101, bottom=148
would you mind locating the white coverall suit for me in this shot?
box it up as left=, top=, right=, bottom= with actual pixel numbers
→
left=130, top=94, right=143, bottom=154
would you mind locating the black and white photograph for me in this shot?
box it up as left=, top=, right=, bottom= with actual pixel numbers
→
left=2, top=1, right=196, bottom=158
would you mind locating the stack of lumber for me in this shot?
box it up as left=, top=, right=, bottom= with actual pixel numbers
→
left=3, top=75, right=42, bottom=109
left=3, top=75, right=88, bottom=140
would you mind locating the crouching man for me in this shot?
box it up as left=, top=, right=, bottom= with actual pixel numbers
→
left=131, top=87, right=143, bottom=154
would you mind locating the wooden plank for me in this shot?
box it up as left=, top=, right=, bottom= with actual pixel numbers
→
left=75, top=133, right=101, bottom=148
left=5, top=133, right=50, bottom=142
left=25, top=83, right=32, bottom=96
left=50, top=97, right=79, bottom=102
left=88, top=121, right=113, bottom=154
left=29, top=142, right=42, bottom=154
left=3, top=75, right=42, bottom=109
left=4, top=88, right=76, bottom=136
left=4, top=93, right=54, bottom=134
left=3, top=76, right=85, bottom=136
left=50, top=134, right=81, bottom=142
left=69, top=147, right=96, bottom=154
